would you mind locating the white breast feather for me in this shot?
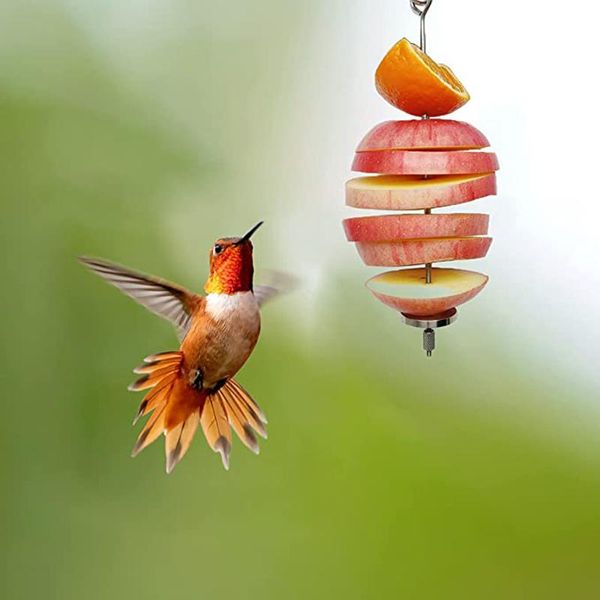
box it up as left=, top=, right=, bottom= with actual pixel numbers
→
left=205, top=291, right=259, bottom=322
left=202, top=292, right=260, bottom=384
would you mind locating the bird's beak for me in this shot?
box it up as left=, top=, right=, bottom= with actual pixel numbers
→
left=237, top=221, right=264, bottom=244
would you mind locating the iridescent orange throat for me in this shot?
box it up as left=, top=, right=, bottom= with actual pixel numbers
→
left=204, top=246, right=254, bottom=295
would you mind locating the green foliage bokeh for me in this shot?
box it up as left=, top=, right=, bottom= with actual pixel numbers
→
left=1, top=2, right=599, bottom=599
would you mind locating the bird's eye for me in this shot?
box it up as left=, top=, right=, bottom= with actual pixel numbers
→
left=213, top=244, right=223, bottom=255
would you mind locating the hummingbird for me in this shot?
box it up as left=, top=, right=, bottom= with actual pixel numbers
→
left=80, top=221, right=279, bottom=473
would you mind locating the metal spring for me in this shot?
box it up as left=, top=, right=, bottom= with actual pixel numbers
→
left=409, top=0, right=433, bottom=53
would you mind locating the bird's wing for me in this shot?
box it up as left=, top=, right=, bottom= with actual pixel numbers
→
left=79, top=256, right=202, bottom=339
left=253, top=285, right=279, bottom=307
left=254, top=271, right=297, bottom=307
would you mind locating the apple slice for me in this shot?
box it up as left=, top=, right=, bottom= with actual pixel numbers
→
left=343, top=214, right=489, bottom=242
left=356, top=120, right=490, bottom=152
left=346, top=173, right=496, bottom=210
left=355, top=236, right=492, bottom=266
left=352, top=150, right=499, bottom=175
left=366, top=267, right=488, bottom=316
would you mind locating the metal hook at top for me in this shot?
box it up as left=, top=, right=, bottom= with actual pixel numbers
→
left=409, top=0, right=433, bottom=53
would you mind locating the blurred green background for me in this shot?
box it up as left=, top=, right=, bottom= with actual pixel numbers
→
left=2, top=1, right=600, bottom=599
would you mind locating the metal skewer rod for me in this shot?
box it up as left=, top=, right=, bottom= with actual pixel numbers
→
left=402, top=0, right=459, bottom=357
left=410, top=0, right=435, bottom=286
left=410, top=0, right=433, bottom=54
left=411, top=1, right=435, bottom=353
left=424, top=208, right=432, bottom=283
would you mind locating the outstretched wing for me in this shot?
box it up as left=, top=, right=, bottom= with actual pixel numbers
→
left=253, top=285, right=279, bottom=307
left=254, top=271, right=297, bottom=307
left=79, top=256, right=202, bottom=339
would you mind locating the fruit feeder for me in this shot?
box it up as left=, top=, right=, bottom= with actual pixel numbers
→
left=343, top=0, right=499, bottom=356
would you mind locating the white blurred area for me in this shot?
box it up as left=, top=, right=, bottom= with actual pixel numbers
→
left=61, top=0, right=599, bottom=386
left=275, top=0, right=600, bottom=385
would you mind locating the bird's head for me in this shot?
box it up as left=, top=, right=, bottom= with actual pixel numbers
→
left=204, top=221, right=263, bottom=295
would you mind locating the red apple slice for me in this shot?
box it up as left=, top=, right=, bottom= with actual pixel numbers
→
left=346, top=173, right=496, bottom=210
left=355, top=237, right=492, bottom=266
left=343, top=213, right=489, bottom=242
left=352, top=150, right=499, bottom=175
left=356, top=119, right=490, bottom=152
left=366, top=267, right=488, bottom=316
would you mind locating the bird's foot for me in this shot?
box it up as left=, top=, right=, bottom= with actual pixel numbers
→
left=210, top=379, right=228, bottom=394
left=191, top=369, right=204, bottom=390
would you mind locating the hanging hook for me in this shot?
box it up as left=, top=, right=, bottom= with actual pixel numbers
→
left=409, top=0, right=433, bottom=53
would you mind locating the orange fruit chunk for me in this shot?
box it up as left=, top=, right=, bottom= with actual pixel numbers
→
left=375, top=38, right=470, bottom=117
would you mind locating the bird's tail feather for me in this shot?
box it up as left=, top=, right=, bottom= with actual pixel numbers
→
left=128, top=352, right=268, bottom=473
left=200, top=394, right=232, bottom=470
left=165, top=410, right=200, bottom=474
left=130, top=351, right=184, bottom=458
left=200, top=379, right=268, bottom=470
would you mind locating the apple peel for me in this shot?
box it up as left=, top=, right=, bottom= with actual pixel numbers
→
left=343, top=213, right=489, bottom=242
left=356, top=119, right=490, bottom=152
left=367, top=267, right=488, bottom=316
left=346, top=173, right=496, bottom=211
left=355, top=236, right=492, bottom=267
left=352, top=150, right=499, bottom=176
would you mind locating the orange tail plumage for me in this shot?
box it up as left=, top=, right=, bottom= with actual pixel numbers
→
left=129, top=352, right=268, bottom=473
